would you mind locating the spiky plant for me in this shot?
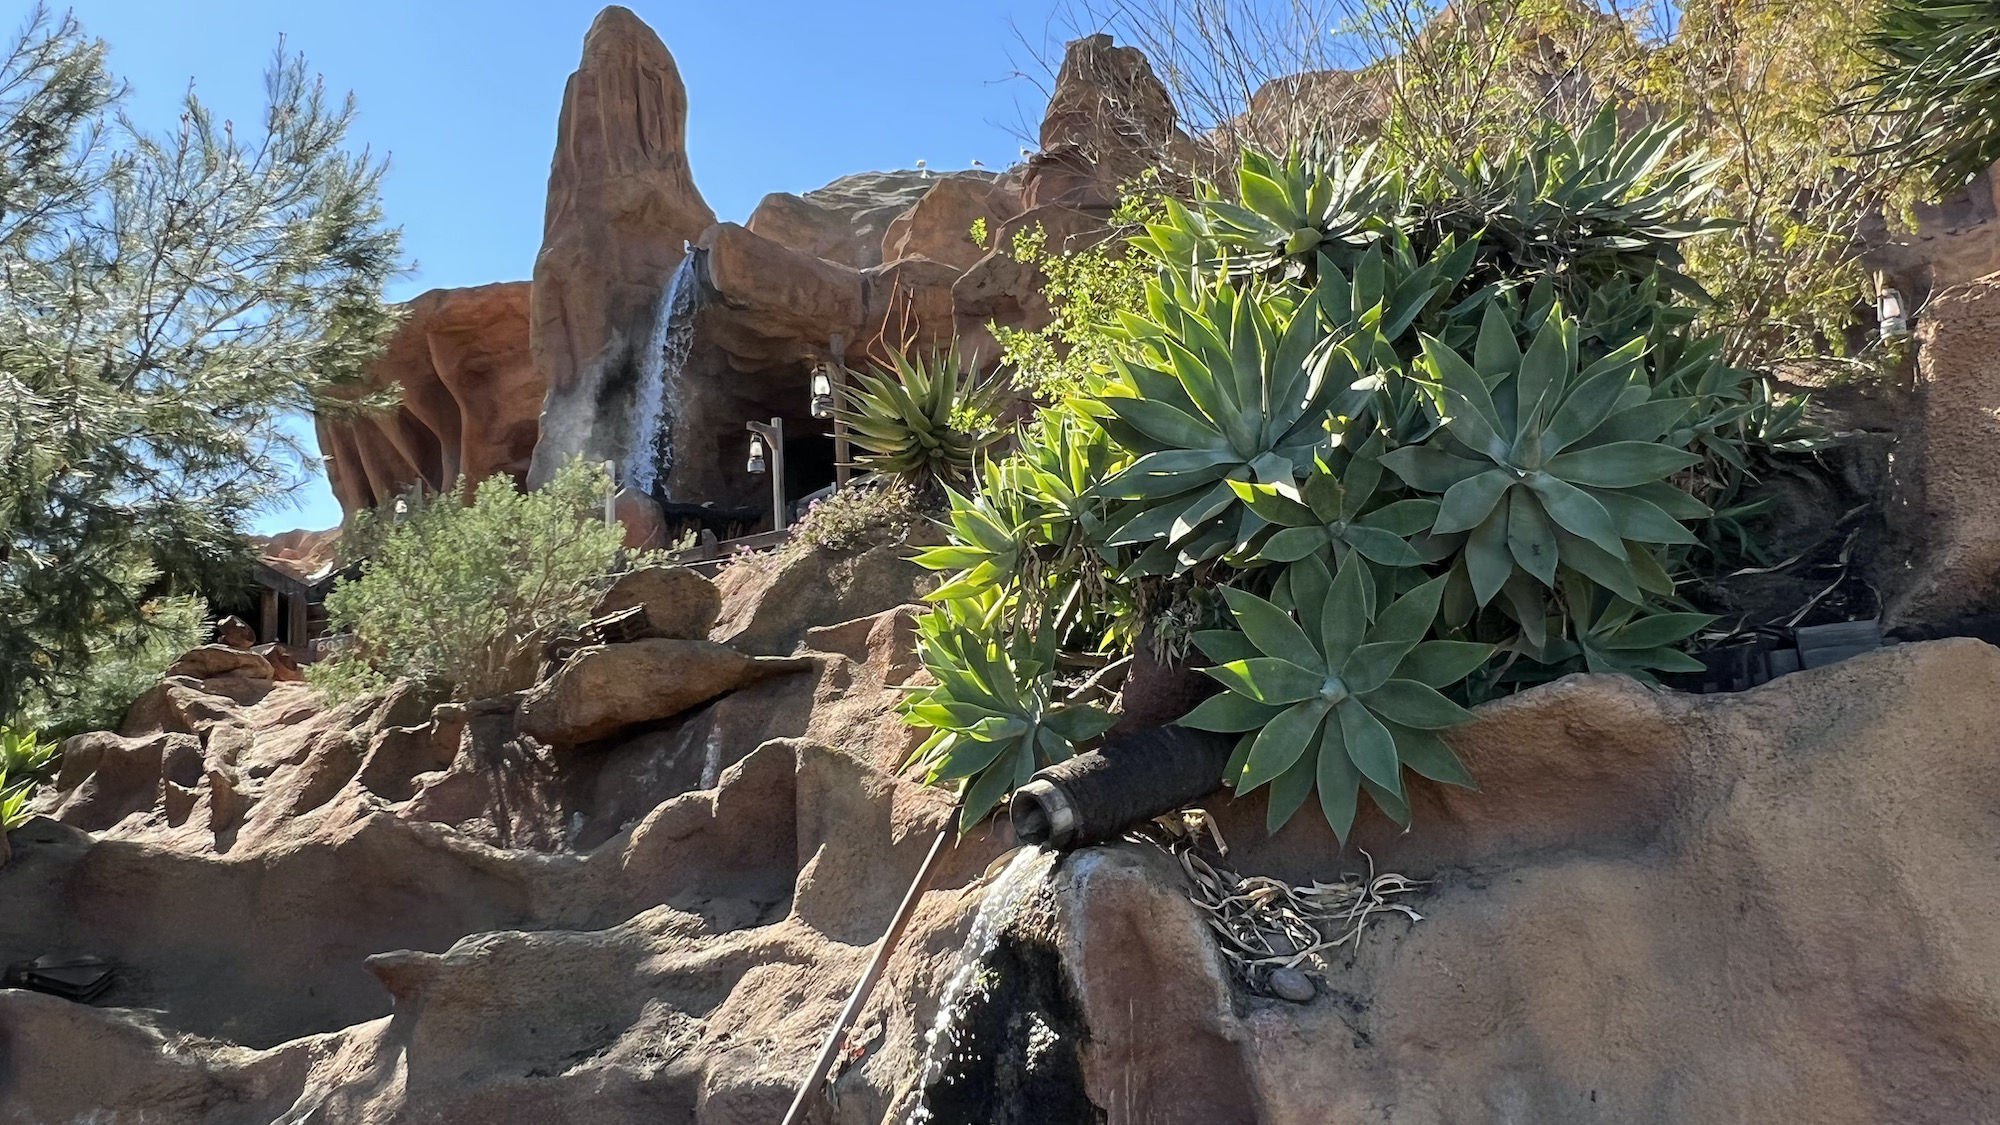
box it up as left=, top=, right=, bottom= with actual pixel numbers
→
left=1857, top=0, right=2000, bottom=194
left=838, top=344, right=1006, bottom=495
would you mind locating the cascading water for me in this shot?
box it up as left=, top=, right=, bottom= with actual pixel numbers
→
left=905, top=846, right=1062, bottom=1124
left=626, top=250, right=704, bottom=498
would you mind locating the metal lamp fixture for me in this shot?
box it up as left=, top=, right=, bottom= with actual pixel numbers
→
left=809, top=365, right=835, bottom=420
left=1879, top=287, right=1911, bottom=342
left=746, top=434, right=768, bottom=475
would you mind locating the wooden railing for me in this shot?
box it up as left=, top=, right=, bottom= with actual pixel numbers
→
left=665, top=527, right=793, bottom=575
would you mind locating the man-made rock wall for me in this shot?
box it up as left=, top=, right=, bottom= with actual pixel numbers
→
left=316, top=281, right=538, bottom=512
left=7, top=529, right=2000, bottom=1123
left=525, top=5, right=715, bottom=490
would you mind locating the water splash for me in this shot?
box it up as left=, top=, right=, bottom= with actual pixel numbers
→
left=627, top=251, right=704, bottom=498
left=906, top=846, right=1057, bottom=1124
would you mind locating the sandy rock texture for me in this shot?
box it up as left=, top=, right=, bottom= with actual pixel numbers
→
left=1886, top=271, right=2000, bottom=625
left=1054, top=639, right=2000, bottom=1124
left=316, top=281, right=538, bottom=514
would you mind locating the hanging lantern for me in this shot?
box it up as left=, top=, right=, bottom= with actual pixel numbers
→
left=1879, top=287, right=1910, bottom=342
left=747, top=434, right=768, bottom=475
left=810, top=365, right=836, bottom=420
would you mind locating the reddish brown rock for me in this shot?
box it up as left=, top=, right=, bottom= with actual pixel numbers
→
left=592, top=565, right=720, bottom=640
left=517, top=638, right=812, bottom=747
left=165, top=645, right=273, bottom=682
left=1022, top=34, right=1191, bottom=211
left=880, top=174, right=1016, bottom=271
left=747, top=170, right=939, bottom=269
left=527, top=6, right=716, bottom=488
left=214, top=616, right=256, bottom=650
left=316, top=282, right=538, bottom=514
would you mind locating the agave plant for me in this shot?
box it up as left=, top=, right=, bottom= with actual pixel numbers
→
left=1382, top=305, right=1704, bottom=608
left=1179, top=553, right=1493, bottom=841
left=1090, top=270, right=1362, bottom=574
left=1132, top=146, right=1403, bottom=280
left=838, top=343, right=1006, bottom=493
left=1525, top=573, right=1714, bottom=681
left=1434, top=106, right=1729, bottom=299
left=900, top=598, right=1118, bottom=833
left=914, top=412, right=1122, bottom=636
left=1230, top=444, right=1438, bottom=569
left=1858, top=0, right=2000, bottom=194
left=0, top=726, right=54, bottom=783
left=0, top=769, right=30, bottom=830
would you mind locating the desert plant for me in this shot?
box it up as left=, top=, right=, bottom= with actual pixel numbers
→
left=312, top=459, right=625, bottom=702
left=899, top=595, right=1118, bottom=833
left=838, top=344, right=1007, bottom=494
left=1180, top=554, right=1491, bottom=840
left=1856, top=0, right=2000, bottom=195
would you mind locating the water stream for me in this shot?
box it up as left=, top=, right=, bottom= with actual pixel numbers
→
left=906, top=845, right=1059, bottom=1124
left=627, top=251, right=704, bottom=498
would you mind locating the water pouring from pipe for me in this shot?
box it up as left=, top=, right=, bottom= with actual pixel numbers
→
left=627, top=248, right=706, bottom=498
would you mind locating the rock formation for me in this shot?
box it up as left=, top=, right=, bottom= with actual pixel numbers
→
left=1885, top=270, right=2000, bottom=624
left=526, top=5, right=715, bottom=491
left=316, top=282, right=538, bottom=514
left=9, top=558, right=2000, bottom=1123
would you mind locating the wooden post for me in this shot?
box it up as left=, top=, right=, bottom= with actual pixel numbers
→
left=259, top=588, right=279, bottom=644
left=287, top=591, right=307, bottom=650
left=746, top=418, right=787, bottom=531
left=829, top=332, right=851, bottom=489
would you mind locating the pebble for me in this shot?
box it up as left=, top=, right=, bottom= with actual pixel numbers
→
left=1267, top=967, right=1316, bottom=1003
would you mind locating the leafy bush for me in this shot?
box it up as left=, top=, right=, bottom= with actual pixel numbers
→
left=838, top=344, right=1006, bottom=495
left=787, top=477, right=926, bottom=556
left=312, top=460, right=625, bottom=702
left=901, top=112, right=1772, bottom=846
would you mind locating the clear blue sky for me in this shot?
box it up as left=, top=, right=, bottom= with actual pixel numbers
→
left=69, top=0, right=1081, bottom=532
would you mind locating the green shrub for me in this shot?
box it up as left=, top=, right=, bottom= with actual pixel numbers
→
left=312, top=460, right=625, bottom=703
left=787, top=478, right=925, bottom=557
left=902, top=111, right=1758, bottom=846
left=1857, top=0, right=2000, bottom=195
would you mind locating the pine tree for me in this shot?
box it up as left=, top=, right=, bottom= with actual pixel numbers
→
left=0, top=6, right=404, bottom=723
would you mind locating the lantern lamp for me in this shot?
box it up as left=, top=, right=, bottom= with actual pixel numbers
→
left=1879, top=287, right=1910, bottom=342
left=747, top=434, right=768, bottom=475
left=810, top=365, right=836, bottom=420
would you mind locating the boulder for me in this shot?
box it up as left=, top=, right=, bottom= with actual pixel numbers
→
left=1046, top=640, right=2000, bottom=1124
left=214, top=615, right=256, bottom=650
left=527, top=5, right=716, bottom=487
left=746, top=169, right=943, bottom=269
left=252, top=643, right=304, bottom=683
left=1886, top=271, right=2000, bottom=625
left=517, top=638, right=812, bottom=747
left=165, top=645, right=273, bottom=682
left=316, top=282, right=538, bottom=513
left=612, top=488, right=670, bottom=550
left=711, top=538, right=934, bottom=656
left=592, top=565, right=721, bottom=640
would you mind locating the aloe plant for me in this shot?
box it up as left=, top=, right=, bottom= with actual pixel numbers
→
left=1525, top=573, right=1714, bottom=681
left=0, top=769, right=30, bottom=831
left=1382, top=304, right=1703, bottom=608
left=838, top=343, right=1006, bottom=493
left=1230, top=443, right=1439, bottom=569
left=900, top=598, right=1118, bottom=833
left=1179, top=554, right=1492, bottom=842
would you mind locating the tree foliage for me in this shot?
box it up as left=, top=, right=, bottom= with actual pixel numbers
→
left=0, top=6, right=402, bottom=723
left=312, top=460, right=627, bottom=703
left=1857, top=0, right=2000, bottom=195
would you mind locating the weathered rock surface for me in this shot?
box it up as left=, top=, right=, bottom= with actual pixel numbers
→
left=164, top=645, right=272, bottom=682
left=592, top=564, right=721, bottom=640
left=317, top=282, right=538, bottom=514
left=1054, top=640, right=2000, bottom=1124
left=1885, top=270, right=2000, bottom=625
left=746, top=169, right=944, bottom=270
left=516, top=638, right=812, bottom=747
left=527, top=5, right=715, bottom=488
left=711, top=537, right=934, bottom=656
left=880, top=172, right=1017, bottom=271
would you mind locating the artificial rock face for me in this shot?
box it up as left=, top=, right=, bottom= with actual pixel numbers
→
left=316, top=282, right=538, bottom=513
left=526, top=5, right=715, bottom=490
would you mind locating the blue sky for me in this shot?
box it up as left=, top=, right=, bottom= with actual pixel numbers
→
left=71, top=0, right=1071, bottom=532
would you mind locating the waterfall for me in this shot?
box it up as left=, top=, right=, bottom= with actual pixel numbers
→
left=627, top=251, right=704, bottom=497
left=906, top=846, right=1057, bottom=1123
